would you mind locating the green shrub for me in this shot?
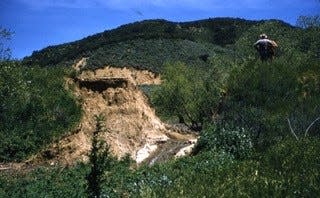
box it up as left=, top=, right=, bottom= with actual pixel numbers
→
left=164, top=138, right=320, bottom=197
left=255, top=138, right=320, bottom=197
left=0, top=61, right=81, bottom=162
left=194, top=124, right=253, bottom=159
left=151, top=62, right=223, bottom=130
left=86, top=115, right=110, bottom=198
left=0, top=164, right=88, bottom=197
left=223, top=54, right=320, bottom=148
left=126, top=149, right=235, bottom=197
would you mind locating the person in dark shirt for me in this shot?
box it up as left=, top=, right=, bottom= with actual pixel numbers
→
left=253, top=34, right=278, bottom=61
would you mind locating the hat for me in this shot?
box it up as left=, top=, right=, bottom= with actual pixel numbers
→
left=260, top=33, right=268, bottom=39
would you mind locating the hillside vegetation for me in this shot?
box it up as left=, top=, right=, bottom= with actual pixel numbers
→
left=1, top=17, right=320, bottom=197
left=22, top=18, right=264, bottom=70
left=0, top=62, right=81, bottom=162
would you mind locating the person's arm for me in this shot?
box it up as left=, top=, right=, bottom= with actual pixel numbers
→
left=265, top=39, right=278, bottom=47
left=271, top=40, right=278, bottom=47
left=253, top=40, right=260, bottom=50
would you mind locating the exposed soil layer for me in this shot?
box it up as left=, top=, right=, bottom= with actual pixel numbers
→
left=20, top=63, right=198, bottom=167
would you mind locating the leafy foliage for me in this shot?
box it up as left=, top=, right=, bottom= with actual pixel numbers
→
left=86, top=115, right=113, bottom=198
left=223, top=55, right=320, bottom=148
left=0, top=164, right=88, bottom=197
left=296, top=15, right=320, bottom=28
left=260, top=138, right=320, bottom=196
left=0, top=61, right=81, bottom=162
left=0, top=27, right=13, bottom=60
left=194, top=124, right=253, bottom=159
left=151, top=62, right=223, bottom=130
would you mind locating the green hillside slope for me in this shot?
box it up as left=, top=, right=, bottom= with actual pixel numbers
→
left=22, top=18, right=294, bottom=71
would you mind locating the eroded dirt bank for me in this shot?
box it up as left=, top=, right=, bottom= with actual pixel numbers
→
left=23, top=64, right=197, bottom=166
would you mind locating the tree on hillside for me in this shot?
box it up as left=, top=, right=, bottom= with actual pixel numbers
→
left=296, top=15, right=320, bottom=28
left=296, top=14, right=320, bottom=59
left=86, top=115, right=113, bottom=198
left=0, top=27, right=13, bottom=60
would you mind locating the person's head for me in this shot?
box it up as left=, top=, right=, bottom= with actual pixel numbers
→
left=260, top=33, right=268, bottom=39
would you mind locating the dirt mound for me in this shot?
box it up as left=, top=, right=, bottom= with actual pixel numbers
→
left=26, top=64, right=197, bottom=166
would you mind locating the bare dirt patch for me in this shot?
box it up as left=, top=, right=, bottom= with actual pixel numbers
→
left=23, top=64, right=197, bottom=167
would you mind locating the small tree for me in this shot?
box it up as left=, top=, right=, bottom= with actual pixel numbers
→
left=296, top=15, right=320, bottom=29
left=151, top=62, right=223, bottom=130
left=0, top=27, right=13, bottom=60
left=86, top=115, right=112, bottom=198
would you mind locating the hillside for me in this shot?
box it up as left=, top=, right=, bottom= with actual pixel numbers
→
left=22, top=18, right=295, bottom=72
left=1, top=17, right=320, bottom=197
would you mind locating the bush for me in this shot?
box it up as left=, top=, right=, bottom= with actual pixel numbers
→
left=86, top=115, right=110, bottom=198
left=258, top=138, right=320, bottom=197
left=0, top=164, right=88, bottom=197
left=0, top=61, right=81, bottom=162
left=194, top=124, right=253, bottom=159
left=223, top=54, right=320, bottom=148
left=151, top=62, right=223, bottom=130
left=126, top=149, right=235, bottom=197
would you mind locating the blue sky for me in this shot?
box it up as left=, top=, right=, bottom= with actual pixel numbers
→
left=1, top=0, right=319, bottom=59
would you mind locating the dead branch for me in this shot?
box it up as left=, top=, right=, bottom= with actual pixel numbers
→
left=287, top=118, right=299, bottom=141
left=305, top=116, right=320, bottom=137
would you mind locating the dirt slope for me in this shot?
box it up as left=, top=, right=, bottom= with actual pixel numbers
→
left=25, top=62, right=197, bottom=166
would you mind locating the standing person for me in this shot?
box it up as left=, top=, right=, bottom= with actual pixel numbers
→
left=253, top=34, right=278, bottom=61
